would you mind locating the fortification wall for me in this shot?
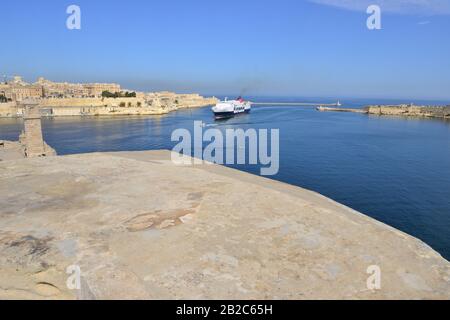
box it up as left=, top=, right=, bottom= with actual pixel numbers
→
left=366, top=105, right=450, bottom=118
left=40, top=97, right=146, bottom=108
left=0, top=103, right=19, bottom=117
left=0, top=95, right=218, bottom=118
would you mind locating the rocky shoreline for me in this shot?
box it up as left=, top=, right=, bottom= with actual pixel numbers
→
left=318, top=104, right=450, bottom=119
left=366, top=104, right=450, bottom=119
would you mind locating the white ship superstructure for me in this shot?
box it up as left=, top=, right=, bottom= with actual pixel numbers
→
left=212, top=97, right=251, bottom=119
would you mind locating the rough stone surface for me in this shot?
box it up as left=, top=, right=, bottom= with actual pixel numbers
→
left=0, top=151, right=449, bottom=300
left=366, top=105, right=450, bottom=119
left=0, top=140, right=24, bottom=161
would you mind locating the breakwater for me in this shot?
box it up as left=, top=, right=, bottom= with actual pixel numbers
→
left=317, top=106, right=368, bottom=113
left=318, top=104, right=450, bottom=119
left=253, top=101, right=341, bottom=107
left=366, top=104, right=450, bottom=119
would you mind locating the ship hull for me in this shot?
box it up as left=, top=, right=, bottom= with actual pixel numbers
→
left=213, top=111, right=235, bottom=120
left=213, top=109, right=250, bottom=120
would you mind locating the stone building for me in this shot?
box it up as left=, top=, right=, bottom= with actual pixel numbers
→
left=0, top=83, right=9, bottom=99
left=12, top=76, right=28, bottom=86
left=36, top=77, right=121, bottom=98
left=1, top=76, right=43, bottom=101
left=83, top=83, right=121, bottom=97
left=1, top=84, right=44, bottom=101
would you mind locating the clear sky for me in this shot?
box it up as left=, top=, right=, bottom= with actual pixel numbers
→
left=1, top=0, right=450, bottom=100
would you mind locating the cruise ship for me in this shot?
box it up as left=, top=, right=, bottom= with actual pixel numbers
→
left=212, top=97, right=251, bottom=120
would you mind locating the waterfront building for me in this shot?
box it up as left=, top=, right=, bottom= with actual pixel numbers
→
left=1, top=84, right=44, bottom=101
left=36, top=77, right=121, bottom=98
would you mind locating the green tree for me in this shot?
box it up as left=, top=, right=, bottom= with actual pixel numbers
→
left=123, top=91, right=136, bottom=98
left=102, top=91, right=116, bottom=98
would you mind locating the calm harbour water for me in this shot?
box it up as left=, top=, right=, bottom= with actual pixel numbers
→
left=1, top=97, right=450, bottom=260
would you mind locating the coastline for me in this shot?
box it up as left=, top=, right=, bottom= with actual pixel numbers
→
left=318, top=104, right=450, bottom=119
left=0, top=150, right=449, bottom=299
left=0, top=96, right=219, bottom=119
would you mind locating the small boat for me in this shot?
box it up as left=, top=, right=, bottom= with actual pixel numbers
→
left=212, top=96, right=251, bottom=120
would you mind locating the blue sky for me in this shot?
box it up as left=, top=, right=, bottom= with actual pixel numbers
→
left=1, top=0, right=449, bottom=99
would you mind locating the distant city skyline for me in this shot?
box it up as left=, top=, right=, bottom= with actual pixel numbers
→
left=1, top=0, right=450, bottom=100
